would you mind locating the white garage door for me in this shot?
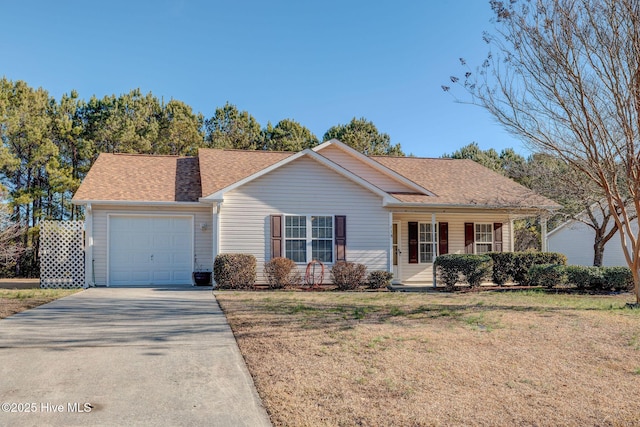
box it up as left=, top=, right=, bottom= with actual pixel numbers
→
left=108, top=215, right=193, bottom=286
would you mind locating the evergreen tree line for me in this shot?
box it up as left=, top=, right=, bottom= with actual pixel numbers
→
left=0, top=78, right=403, bottom=276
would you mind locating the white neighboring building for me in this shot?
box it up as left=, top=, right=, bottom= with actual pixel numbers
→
left=547, top=215, right=638, bottom=267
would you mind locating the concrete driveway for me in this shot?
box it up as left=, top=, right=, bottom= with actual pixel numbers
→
left=0, top=287, right=271, bottom=427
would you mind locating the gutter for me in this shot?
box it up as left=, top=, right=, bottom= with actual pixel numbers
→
left=383, top=202, right=561, bottom=212
left=71, top=200, right=208, bottom=207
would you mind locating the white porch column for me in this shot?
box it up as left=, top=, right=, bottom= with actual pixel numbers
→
left=212, top=202, right=220, bottom=259
left=84, top=203, right=93, bottom=288
left=388, top=212, right=393, bottom=273
left=540, top=214, right=548, bottom=252
left=510, top=218, right=515, bottom=252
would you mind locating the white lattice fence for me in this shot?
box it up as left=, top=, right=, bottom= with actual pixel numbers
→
left=39, top=220, right=85, bottom=289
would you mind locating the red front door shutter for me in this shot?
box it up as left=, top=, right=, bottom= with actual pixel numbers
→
left=494, top=222, right=503, bottom=252
left=408, top=222, right=418, bottom=263
left=438, top=222, right=449, bottom=255
left=335, top=215, right=347, bottom=262
left=464, top=223, right=474, bottom=254
left=271, top=215, right=282, bottom=259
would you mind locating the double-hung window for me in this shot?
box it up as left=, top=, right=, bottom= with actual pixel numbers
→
left=475, top=223, right=493, bottom=254
left=285, top=215, right=333, bottom=263
left=419, top=223, right=437, bottom=263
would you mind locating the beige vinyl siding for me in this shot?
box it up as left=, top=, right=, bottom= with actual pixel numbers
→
left=90, top=204, right=213, bottom=286
left=318, top=144, right=416, bottom=193
left=219, top=156, right=389, bottom=284
left=393, top=212, right=512, bottom=283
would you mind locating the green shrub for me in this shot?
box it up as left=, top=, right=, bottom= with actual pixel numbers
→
left=512, top=252, right=567, bottom=285
left=264, top=257, right=301, bottom=289
left=331, top=261, right=367, bottom=290
left=528, top=264, right=567, bottom=288
left=602, top=267, right=634, bottom=292
left=564, top=265, right=603, bottom=290
left=213, top=253, right=256, bottom=289
left=487, top=252, right=517, bottom=285
left=435, top=254, right=493, bottom=290
left=434, top=255, right=462, bottom=291
left=367, top=270, right=393, bottom=289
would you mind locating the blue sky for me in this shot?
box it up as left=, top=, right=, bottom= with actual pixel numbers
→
left=0, top=0, right=524, bottom=158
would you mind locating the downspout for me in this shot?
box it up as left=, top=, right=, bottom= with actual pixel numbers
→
left=432, top=213, right=437, bottom=288
left=84, top=203, right=93, bottom=288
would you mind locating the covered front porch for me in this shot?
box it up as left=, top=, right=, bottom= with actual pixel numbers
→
left=389, top=209, right=550, bottom=285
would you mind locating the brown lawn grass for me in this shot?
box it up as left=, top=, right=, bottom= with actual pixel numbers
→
left=0, top=289, right=80, bottom=319
left=216, top=290, right=640, bottom=427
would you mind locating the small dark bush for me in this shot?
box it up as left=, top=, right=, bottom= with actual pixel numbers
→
left=564, top=265, right=603, bottom=290
left=264, top=257, right=301, bottom=289
left=512, top=252, right=567, bottom=285
left=213, top=253, right=256, bottom=289
left=435, top=254, right=492, bottom=290
left=487, top=252, right=517, bottom=285
left=434, top=255, right=462, bottom=291
left=331, top=261, right=367, bottom=290
left=528, top=264, right=566, bottom=288
left=602, top=267, right=634, bottom=292
left=367, top=270, right=393, bottom=289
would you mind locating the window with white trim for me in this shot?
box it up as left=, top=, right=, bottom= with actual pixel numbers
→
left=285, top=216, right=307, bottom=262
left=285, top=215, right=333, bottom=263
left=475, top=223, right=493, bottom=254
left=419, top=223, right=437, bottom=263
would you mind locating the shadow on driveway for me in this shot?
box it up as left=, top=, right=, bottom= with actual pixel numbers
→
left=0, top=287, right=271, bottom=427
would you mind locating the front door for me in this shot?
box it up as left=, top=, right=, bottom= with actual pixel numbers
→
left=392, top=221, right=401, bottom=283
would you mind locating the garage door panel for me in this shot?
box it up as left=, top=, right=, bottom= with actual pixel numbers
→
left=109, top=215, right=193, bottom=286
left=172, top=270, right=192, bottom=282
left=132, top=271, right=151, bottom=282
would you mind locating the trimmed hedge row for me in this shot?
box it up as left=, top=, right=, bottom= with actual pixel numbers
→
left=435, top=252, right=567, bottom=290
left=434, top=254, right=493, bottom=291
left=435, top=251, right=633, bottom=292
left=528, top=264, right=634, bottom=292
left=564, top=265, right=633, bottom=292
left=487, top=252, right=567, bottom=286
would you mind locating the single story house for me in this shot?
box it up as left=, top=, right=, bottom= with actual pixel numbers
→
left=72, top=139, right=560, bottom=287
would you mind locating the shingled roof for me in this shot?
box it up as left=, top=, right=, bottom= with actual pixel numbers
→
left=73, top=146, right=560, bottom=211
left=198, top=148, right=293, bottom=196
left=72, top=153, right=202, bottom=202
left=373, top=156, right=560, bottom=209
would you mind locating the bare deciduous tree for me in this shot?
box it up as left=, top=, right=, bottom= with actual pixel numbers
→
left=0, top=193, right=24, bottom=276
left=445, top=0, right=640, bottom=304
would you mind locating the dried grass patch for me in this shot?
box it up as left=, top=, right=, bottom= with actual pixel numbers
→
left=216, top=291, right=640, bottom=427
left=0, top=289, right=80, bottom=319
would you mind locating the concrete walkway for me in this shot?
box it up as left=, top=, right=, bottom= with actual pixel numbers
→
left=0, top=287, right=271, bottom=427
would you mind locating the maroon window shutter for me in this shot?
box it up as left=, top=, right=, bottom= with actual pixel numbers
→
left=335, top=215, right=347, bottom=262
left=464, top=223, right=474, bottom=254
left=271, top=215, right=282, bottom=259
left=408, top=222, right=418, bottom=263
left=493, top=222, right=503, bottom=252
left=438, top=222, right=449, bottom=255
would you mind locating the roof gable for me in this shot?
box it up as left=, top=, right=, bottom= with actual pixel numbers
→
left=200, top=148, right=396, bottom=203
left=314, top=139, right=434, bottom=195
